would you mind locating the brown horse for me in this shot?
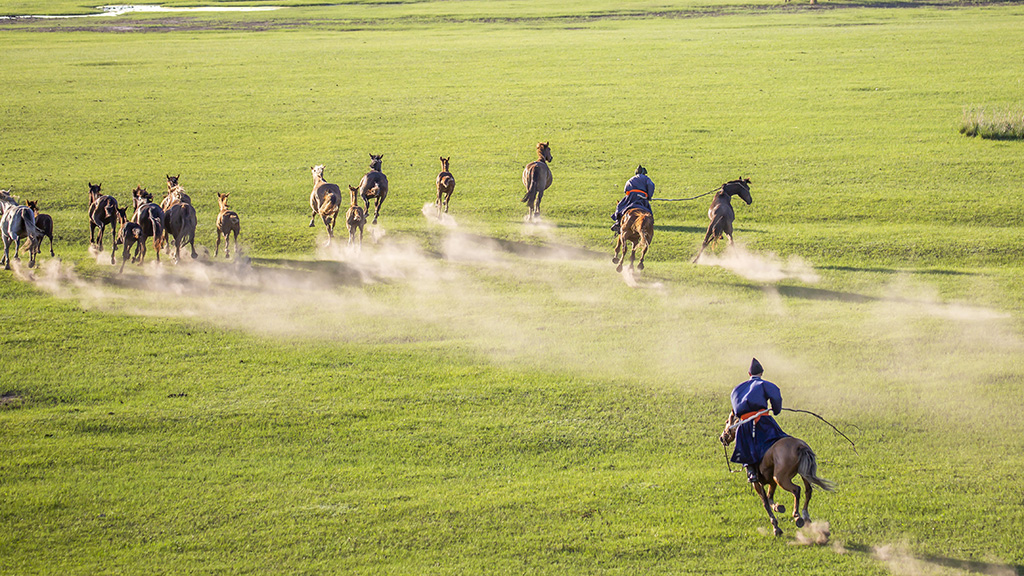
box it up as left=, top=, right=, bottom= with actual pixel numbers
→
left=131, top=186, right=163, bottom=265
left=215, top=192, right=241, bottom=258
left=88, top=182, right=119, bottom=250
left=693, top=178, right=752, bottom=263
left=358, top=154, right=389, bottom=225
left=309, top=165, right=342, bottom=245
left=612, top=208, right=653, bottom=273
left=162, top=201, right=198, bottom=262
left=521, top=142, right=552, bottom=222
left=27, top=201, right=55, bottom=257
left=346, top=186, right=367, bottom=249
left=720, top=412, right=834, bottom=537
left=435, top=156, right=455, bottom=217
left=112, top=207, right=143, bottom=272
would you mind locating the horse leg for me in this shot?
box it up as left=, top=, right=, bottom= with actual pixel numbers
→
left=628, top=240, right=638, bottom=271
left=215, top=232, right=222, bottom=257
left=693, top=224, right=716, bottom=263
left=752, top=482, right=783, bottom=537
left=776, top=475, right=804, bottom=527
left=638, top=236, right=650, bottom=271
left=373, top=197, right=384, bottom=225
left=801, top=477, right=813, bottom=523
left=48, top=234, right=54, bottom=257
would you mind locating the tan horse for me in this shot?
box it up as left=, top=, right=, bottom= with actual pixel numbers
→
left=358, top=154, right=389, bottom=225
left=720, top=412, right=834, bottom=537
left=215, top=193, right=241, bottom=258
left=693, top=178, right=752, bottom=263
left=309, top=165, right=342, bottom=245
left=345, top=186, right=367, bottom=249
left=612, top=208, right=653, bottom=273
left=435, top=156, right=455, bottom=217
left=521, top=142, right=552, bottom=222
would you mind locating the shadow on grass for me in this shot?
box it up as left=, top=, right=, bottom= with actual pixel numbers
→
left=843, top=543, right=1023, bottom=576
left=819, top=265, right=980, bottom=277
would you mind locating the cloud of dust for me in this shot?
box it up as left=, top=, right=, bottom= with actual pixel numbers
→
left=697, top=244, right=820, bottom=284
left=871, top=543, right=1017, bottom=576
left=791, top=520, right=831, bottom=546
left=421, top=202, right=458, bottom=228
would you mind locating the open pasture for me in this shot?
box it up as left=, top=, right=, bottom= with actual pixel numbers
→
left=2, top=1, right=1024, bottom=574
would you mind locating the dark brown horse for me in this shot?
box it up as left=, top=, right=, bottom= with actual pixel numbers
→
left=112, top=207, right=143, bottom=272
left=358, top=154, right=389, bottom=225
left=309, top=165, right=342, bottom=245
left=521, top=142, right=552, bottom=222
left=612, top=208, right=653, bottom=273
left=131, top=186, right=163, bottom=265
left=27, top=201, right=55, bottom=257
left=215, top=192, right=241, bottom=258
left=435, top=156, right=455, bottom=217
left=720, top=412, right=834, bottom=537
left=693, top=178, right=752, bottom=263
left=88, top=182, right=119, bottom=250
left=346, top=185, right=367, bottom=249
left=163, top=201, right=198, bottom=262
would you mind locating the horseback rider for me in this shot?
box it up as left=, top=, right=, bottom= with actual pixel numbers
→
left=611, top=164, right=654, bottom=234
left=727, top=358, right=789, bottom=484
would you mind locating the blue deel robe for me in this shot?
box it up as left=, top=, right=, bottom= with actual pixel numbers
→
left=729, top=376, right=789, bottom=466
left=612, top=174, right=655, bottom=222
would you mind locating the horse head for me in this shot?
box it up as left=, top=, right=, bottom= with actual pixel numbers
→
left=537, top=142, right=552, bottom=163
left=719, top=412, right=738, bottom=446
left=440, top=156, right=450, bottom=172
left=88, top=182, right=102, bottom=204
left=132, top=186, right=152, bottom=208
left=166, top=174, right=180, bottom=190
left=369, top=154, right=384, bottom=172
left=311, top=165, right=326, bottom=181
left=724, top=178, right=752, bottom=205
left=217, top=192, right=231, bottom=211
left=27, top=200, right=39, bottom=215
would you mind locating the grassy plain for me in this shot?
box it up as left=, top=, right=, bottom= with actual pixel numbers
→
left=2, top=1, right=1024, bottom=574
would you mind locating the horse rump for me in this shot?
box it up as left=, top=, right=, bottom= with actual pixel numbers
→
left=797, top=444, right=835, bottom=492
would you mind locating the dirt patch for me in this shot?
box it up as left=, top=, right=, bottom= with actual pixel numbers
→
left=0, top=392, right=25, bottom=409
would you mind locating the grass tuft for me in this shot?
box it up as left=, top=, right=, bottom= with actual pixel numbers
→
left=960, top=106, right=1024, bottom=140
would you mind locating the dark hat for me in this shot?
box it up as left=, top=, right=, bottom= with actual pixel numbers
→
left=635, top=164, right=647, bottom=175
left=749, top=357, right=764, bottom=375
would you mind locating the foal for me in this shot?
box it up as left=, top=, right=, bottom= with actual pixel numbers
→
left=27, top=200, right=55, bottom=257
left=435, top=156, right=455, bottom=217
left=345, top=185, right=367, bottom=249
left=112, top=207, right=143, bottom=272
left=309, top=165, right=342, bottom=245
left=215, top=192, right=241, bottom=258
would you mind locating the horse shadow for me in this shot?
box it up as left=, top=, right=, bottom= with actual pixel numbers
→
left=842, top=543, right=1022, bottom=575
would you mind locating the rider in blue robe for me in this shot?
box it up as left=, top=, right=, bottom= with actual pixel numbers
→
left=729, top=358, right=789, bottom=483
left=611, top=165, right=654, bottom=233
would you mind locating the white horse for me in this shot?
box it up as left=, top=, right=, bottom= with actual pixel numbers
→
left=1, top=194, right=41, bottom=270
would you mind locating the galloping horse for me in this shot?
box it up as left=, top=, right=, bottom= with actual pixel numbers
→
left=346, top=186, right=367, bottom=249
left=693, top=178, right=752, bottom=263
left=1, top=195, right=40, bottom=271
left=435, top=156, right=455, bottom=217
left=309, top=165, right=342, bottom=245
left=88, top=182, right=119, bottom=250
left=27, top=201, right=55, bottom=257
left=358, top=154, right=389, bottom=225
left=131, top=186, right=164, bottom=265
left=521, top=142, right=552, bottom=222
left=162, top=201, right=199, bottom=262
left=720, top=413, right=834, bottom=536
left=215, top=192, right=241, bottom=258
left=112, top=207, right=143, bottom=272
left=612, top=208, right=653, bottom=273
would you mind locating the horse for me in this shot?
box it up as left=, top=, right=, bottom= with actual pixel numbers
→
left=521, top=142, right=552, bottom=222
left=27, top=201, right=55, bottom=257
left=345, top=185, right=367, bottom=249
left=112, top=207, right=144, bottom=272
left=160, top=184, right=191, bottom=212
left=1, top=203, right=40, bottom=271
left=612, top=208, right=654, bottom=273
left=88, top=182, right=120, bottom=251
left=131, top=186, right=164, bottom=265
left=720, top=412, right=835, bottom=537
left=215, top=192, right=241, bottom=258
left=162, top=201, right=199, bottom=262
left=435, top=156, right=455, bottom=217
left=693, top=178, right=752, bottom=263
left=358, top=154, right=389, bottom=225
left=309, top=165, right=342, bottom=245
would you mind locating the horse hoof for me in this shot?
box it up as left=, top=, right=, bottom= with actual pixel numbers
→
left=616, top=264, right=623, bottom=273
left=612, top=257, right=619, bottom=264
left=795, top=517, right=805, bottom=528
left=637, top=262, right=644, bottom=271
left=774, top=527, right=783, bottom=537
left=775, top=504, right=785, bottom=514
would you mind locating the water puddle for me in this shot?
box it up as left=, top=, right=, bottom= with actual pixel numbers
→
left=2, top=4, right=282, bottom=20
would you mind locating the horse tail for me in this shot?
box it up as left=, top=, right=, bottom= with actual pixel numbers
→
left=797, top=444, right=835, bottom=492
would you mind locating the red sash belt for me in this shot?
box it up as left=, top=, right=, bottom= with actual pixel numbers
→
left=740, top=410, right=766, bottom=426
left=626, top=189, right=649, bottom=197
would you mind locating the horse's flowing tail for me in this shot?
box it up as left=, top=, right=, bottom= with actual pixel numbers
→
left=797, top=445, right=836, bottom=492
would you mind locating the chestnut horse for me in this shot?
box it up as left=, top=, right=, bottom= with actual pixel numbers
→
left=345, top=186, right=367, bottom=249
left=612, top=208, right=653, bottom=273
left=88, top=182, right=119, bottom=250
left=435, top=156, right=455, bottom=217
left=521, top=142, right=552, bottom=222
left=215, top=193, right=241, bottom=258
left=112, top=207, right=143, bottom=272
left=720, top=413, right=834, bottom=537
left=693, top=178, right=752, bottom=263
left=358, top=154, right=389, bottom=225
left=131, top=186, right=164, bottom=265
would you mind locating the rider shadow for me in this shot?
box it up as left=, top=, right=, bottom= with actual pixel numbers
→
left=841, top=543, right=1022, bottom=575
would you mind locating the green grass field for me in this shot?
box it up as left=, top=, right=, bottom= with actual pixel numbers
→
left=2, top=1, right=1024, bottom=574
